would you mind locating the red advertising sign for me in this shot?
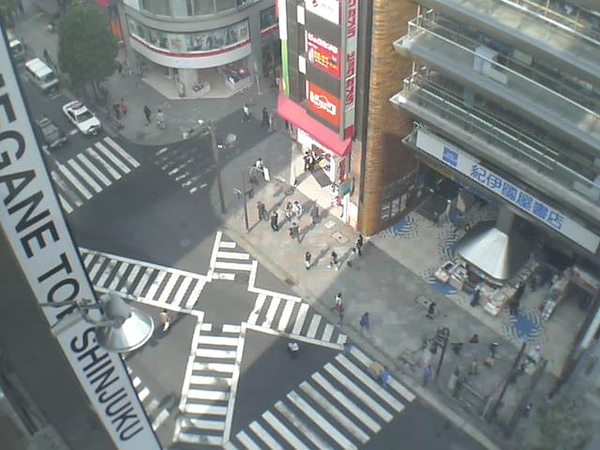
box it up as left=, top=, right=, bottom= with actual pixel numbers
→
left=307, top=32, right=340, bottom=78
left=307, top=82, right=340, bottom=126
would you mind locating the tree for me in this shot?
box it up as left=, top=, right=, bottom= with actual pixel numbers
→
left=0, top=0, right=19, bottom=22
left=58, top=3, right=117, bottom=93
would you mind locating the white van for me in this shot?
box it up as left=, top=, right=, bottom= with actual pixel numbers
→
left=25, top=58, right=59, bottom=94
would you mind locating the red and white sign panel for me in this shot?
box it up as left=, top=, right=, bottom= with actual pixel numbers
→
left=306, top=0, right=340, bottom=25
left=307, top=32, right=340, bottom=78
left=307, top=82, right=340, bottom=126
left=343, top=0, right=358, bottom=138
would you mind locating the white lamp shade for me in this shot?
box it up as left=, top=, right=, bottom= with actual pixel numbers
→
left=96, top=309, right=154, bottom=353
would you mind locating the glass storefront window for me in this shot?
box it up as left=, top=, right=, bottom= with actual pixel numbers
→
left=260, top=6, right=276, bottom=30
left=127, top=16, right=249, bottom=53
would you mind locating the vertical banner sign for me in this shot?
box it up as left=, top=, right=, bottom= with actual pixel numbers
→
left=277, top=0, right=290, bottom=96
left=0, top=27, right=160, bottom=450
left=342, top=0, right=358, bottom=139
left=307, top=32, right=340, bottom=78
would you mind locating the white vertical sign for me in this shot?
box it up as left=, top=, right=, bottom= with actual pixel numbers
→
left=0, top=27, right=160, bottom=450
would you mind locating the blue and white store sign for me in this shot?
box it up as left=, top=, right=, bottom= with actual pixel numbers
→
left=415, top=129, right=600, bottom=254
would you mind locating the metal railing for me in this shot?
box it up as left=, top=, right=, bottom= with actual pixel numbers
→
left=400, top=72, right=600, bottom=205
left=498, top=0, right=600, bottom=48
left=406, top=12, right=600, bottom=121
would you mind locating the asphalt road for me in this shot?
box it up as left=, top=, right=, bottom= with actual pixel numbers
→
left=17, top=45, right=487, bottom=450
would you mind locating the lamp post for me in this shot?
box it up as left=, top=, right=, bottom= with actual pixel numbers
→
left=199, top=119, right=226, bottom=214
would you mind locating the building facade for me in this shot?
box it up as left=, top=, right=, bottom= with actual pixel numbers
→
left=119, top=0, right=279, bottom=98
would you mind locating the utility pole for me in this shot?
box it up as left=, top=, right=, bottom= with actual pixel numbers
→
left=488, top=342, right=527, bottom=421
left=434, top=327, right=450, bottom=377
left=208, top=120, right=226, bottom=214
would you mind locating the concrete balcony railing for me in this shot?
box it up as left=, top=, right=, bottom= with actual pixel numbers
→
left=394, top=12, right=600, bottom=156
left=413, top=0, right=600, bottom=85
left=390, top=73, right=600, bottom=224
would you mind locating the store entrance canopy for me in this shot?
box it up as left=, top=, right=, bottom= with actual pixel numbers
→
left=277, top=94, right=352, bottom=157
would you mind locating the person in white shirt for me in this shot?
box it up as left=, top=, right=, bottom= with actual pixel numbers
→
left=292, top=200, right=303, bottom=218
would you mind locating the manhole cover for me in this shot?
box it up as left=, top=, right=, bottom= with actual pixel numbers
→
left=331, top=231, right=349, bottom=244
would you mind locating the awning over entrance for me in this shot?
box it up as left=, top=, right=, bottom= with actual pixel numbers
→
left=277, top=94, right=352, bottom=157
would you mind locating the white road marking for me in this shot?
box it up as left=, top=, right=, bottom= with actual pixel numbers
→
left=177, top=433, right=222, bottom=445
left=51, top=171, right=83, bottom=206
left=223, top=324, right=241, bottom=333
left=138, top=387, right=150, bottom=402
left=209, top=231, right=223, bottom=271
left=219, top=241, right=237, bottom=249
left=277, top=301, right=295, bottom=331
left=121, top=265, right=141, bottom=294
left=104, top=136, right=140, bottom=167
left=337, top=355, right=404, bottom=412
left=306, top=315, right=322, bottom=339
left=67, top=159, right=102, bottom=193
left=184, top=280, right=205, bottom=309
left=157, top=273, right=179, bottom=303
left=322, top=324, right=334, bottom=341
left=349, top=346, right=416, bottom=402
left=337, top=334, right=347, bottom=344
left=216, top=251, right=250, bottom=260
left=187, top=389, right=229, bottom=401
left=95, top=259, right=115, bottom=287
left=248, top=294, right=267, bottom=325
left=197, top=335, right=239, bottom=346
left=214, top=261, right=253, bottom=271
left=184, top=418, right=225, bottom=431
left=152, top=409, right=169, bottom=431
left=324, top=363, right=392, bottom=421
left=195, top=348, right=237, bottom=359
left=292, top=303, right=309, bottom=335
left=171, top=277, right=193, bottom=307
left=190, top=375, right=232, bottom=387
left=223, top=323, right=246, bottom=442
left=146, top=399, right=160, bottom=416
left=236, top=431, right=260, bottom=450
left=132, top=376, right=141, bottom=388
left=249, top=421, right=284, bottom=450
left=262, top=297, right=281, bottom=328
left=86, top=147, right=121, bottom=179
left=262, top=411, right=309, bottom=450
left=96, top=141, right=131, bottom=174
left=192, top=362, right=235, bottom=373
left=57, top=163, right=92, bottom=199
left=58, top=194, right=74, bottom=213
left=300, top=381, right=369, bottom=443
left=145, top=271, right=166, bottom=299
left=274, top=401, right=334, bottom=450
left=312, top=372, right=381, bottom=433
left=182, top=404, right=227, bottom=415
left=108, top=262, right=130, bottom=290
left=87, top=255, right=106, bottom=282
left=77, top=153, right=112, bottom=186
left=223, top=441, right=239, bottom=450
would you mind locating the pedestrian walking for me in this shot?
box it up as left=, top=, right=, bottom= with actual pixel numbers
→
left=257, top=201, right=268, bottom=222
left=289, top=222, right=300, bottom=243
left=156, top=108, right=165, bottom=130
left=423, top=365, right=433, bottom=386
left=143, top=105, right=152, bottom=124
left=304, top=251, right=312, bottom=270
left=303, top=152, right=312, bottom=172
left=117, top=61, right=123, bottom=75
left=356, top=234, right=364, bottom=256
left=310, top=205, right=320, bottom=224
left=159, top=309, right=171, bottom=332
left=292, top=201, right=303, bottom=218
left=242, top=103, right=251, bottom=122
left=332, top=292, right=343, bottom=312
left=268, top=111, right=274, bottom=132
left=261, top=107, right=269, bottom=127
left=470, top=286, right=481, bottom=307
left=112, top=103, right=121, bottom=120
left=469, top=334, right=479, bottom=343
left=359, top=312, right=370, bottom=332
left=489, top=342, right=499, bottom=359
left=284, top=201, right=294, bottom=221
left=426, top=302, right=436, bottom=320
left=255, top=158, right=264, bottom=174
left=120, top=98, right=128, bottom=116
left=523, top=403, right=533, bottom=418
left=328, top=251, right=340, bottom=271
left=347, top=247, right=357, bottom=268
left=43, top=48, right=50, bottom=62
left=379, top=366, right=390, bottom=389
left=270, top=211, right=279, bottom=231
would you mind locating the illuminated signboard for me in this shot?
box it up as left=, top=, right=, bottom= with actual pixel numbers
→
left=306, top=0, right=340, bottom=25
left=307, top=82, right=340, bottom=126
left=307, top=32, right=340, bottom=78
left=0, top=26, right=160, bottom=450
left=343, top=0, right=358, bottom=139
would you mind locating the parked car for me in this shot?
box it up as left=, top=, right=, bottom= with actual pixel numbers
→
left=62, top=100, right=101, bottom=136
left=35, top=117, right=67, bottom=150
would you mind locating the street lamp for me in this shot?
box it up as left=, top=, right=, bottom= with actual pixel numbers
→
left=41, top=293, right=154, bottom=353
left=198, top=119, right=226, bottom=214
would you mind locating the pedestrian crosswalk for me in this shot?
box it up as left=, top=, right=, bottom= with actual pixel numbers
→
left=210, top=231, right=254, bottom=281
left=174, top=322, right=244, bottom=446
left=127, top=366, right=171, bottom=432
left=80, top=248, right=208, bottom=311
left=226, top=346, right=416, bottom=450
left=153, top=145, right=212, bottom=195
left=247, top=293, right=348, bottom=346
left=51, top=136, right=140, bottom=214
